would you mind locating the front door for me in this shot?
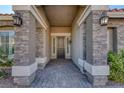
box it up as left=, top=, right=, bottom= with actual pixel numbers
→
left=57, top=37, right=65, bottom=58
left=51, top=35, right=71, bottom=59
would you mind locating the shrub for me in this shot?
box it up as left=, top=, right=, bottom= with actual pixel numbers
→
left=0, top=70, right=8, bottom=79
left=0, top=48, right=13, bottom=67
left=108, top=49, right=124, bottom=83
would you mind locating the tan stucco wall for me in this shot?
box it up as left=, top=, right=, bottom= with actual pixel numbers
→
left=45, top=28, right=50, bottom=62
left=108, top=18, right=124, bottom=27
left=51, top=27, right=71, bottom=33
left=72, top=25, right=80, bottom=66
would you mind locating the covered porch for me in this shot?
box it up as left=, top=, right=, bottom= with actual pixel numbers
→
left=12, top=5, right=109, bottom=87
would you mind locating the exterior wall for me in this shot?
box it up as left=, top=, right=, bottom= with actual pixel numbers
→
left=0, top=20, right=13, bottom=27
left=72, top=25, right=79, bottom=66
left=45, top=28, right=50, bottom=62
left=108, top=19, right=124, bottom=51
left=36, top=28, right=45, bottom=57
left=72, top=22, right=85, bottom=73
left=72, top=6, right=109, bottom=86
left=85, top=12, right=93, bottom=64
left=51, top=27, right=71, bottom=33
left=85, top=10, right=109, bottom=86
left=12, top=11, right=37, bottom=86
left=0, top=15, right=14, bottom=30
left=108, top=27, right=117, bottom=52
left=35, top=27, right=50, bottom=68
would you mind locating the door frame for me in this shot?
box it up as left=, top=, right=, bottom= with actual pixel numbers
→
left=51, top=33, right=71, bottom=59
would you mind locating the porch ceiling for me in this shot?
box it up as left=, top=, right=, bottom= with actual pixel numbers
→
left=41, top=5, right=82, bottom=27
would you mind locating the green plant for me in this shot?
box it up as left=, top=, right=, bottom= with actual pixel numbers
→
left=108, top=49, right=124, bottom=83
left=0, top=70, right=8, bottom=79
left=0, top=48, right=13, bottom=67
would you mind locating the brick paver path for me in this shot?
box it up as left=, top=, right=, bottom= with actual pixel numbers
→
left=31, top=59, right=92, bottom=88
left=1, top=59, right=124, bottom=87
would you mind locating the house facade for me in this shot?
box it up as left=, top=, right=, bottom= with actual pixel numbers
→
left=0, top=5, right=124, bottom=86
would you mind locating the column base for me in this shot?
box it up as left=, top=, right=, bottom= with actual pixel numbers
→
left=13, top=72, right=36, bottom=86
left=12, top=62, right=37, bottom=86
left=85, top=71, right=108, bottom=86
left=82, top=60, right=109, bottom=86
left=36, top=57, right=48, bottom=69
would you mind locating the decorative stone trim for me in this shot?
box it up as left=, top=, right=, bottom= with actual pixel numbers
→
left=91, top=5, right=109, bottom=10
left=78, top=58, right=109, bottom=75
left=36, top=57, right=47, bottom=64
left=12, top=62, right=37, bottom=76
left=36, top=57, right=48, bottom=69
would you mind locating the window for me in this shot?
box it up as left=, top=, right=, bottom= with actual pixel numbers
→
left=108, top=27, right=117, bottom=52
left=0, top=31, right=15, bottom=59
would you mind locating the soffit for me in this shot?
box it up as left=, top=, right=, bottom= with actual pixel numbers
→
left=42, top=5, right=79, bottom=26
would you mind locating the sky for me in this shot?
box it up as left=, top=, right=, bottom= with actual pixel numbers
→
left=0, top=5, right=124, bottom=14
left=0, top=5, right=13, bottom=14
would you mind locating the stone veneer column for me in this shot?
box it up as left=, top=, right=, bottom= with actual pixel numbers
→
left=35, top=28, right=48, bottom=68
left=12, top=11, right=37, bottom=86
left=84, top=6, right=109, bottom=86
left=36, top=28, right=45, bottom=58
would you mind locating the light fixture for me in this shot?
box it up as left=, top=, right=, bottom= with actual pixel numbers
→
left=13, top=13, right=23, bottom=26
left=99, top=12, right=109, bottom=26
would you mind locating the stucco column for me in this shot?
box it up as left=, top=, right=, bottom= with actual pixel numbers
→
left=12, top=10, right=37, bottom=86
left=84, top=6, right=109, bottom=86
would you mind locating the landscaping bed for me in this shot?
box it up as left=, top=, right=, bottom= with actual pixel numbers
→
left=0, top=48, right=13, bottom=79
left=108, top=49, right=124, bottom=83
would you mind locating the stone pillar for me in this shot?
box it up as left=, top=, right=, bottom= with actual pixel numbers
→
left=84, top=6, right=109, bottom=86
left=35, top=28, right=47, bottom=69
left=12, top=10, right=37, bottom=86
left=36, top=28, right=45, bottom=58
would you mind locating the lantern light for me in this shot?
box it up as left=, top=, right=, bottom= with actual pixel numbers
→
left=13, top=13, right=23, bottom=26
left=99, top=12, right=109, bottom=26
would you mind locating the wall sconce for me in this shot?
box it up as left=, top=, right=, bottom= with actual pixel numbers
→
left=99, top=12, right=109, bottom=26
left=13, top=13, right=23, bottom=26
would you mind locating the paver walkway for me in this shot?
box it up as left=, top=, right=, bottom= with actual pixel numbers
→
left=1, top=59, right=124, bottom=88
left=31, top=59, right=92, bottom=88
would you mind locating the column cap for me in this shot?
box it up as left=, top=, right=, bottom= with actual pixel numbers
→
left=91, top=5, right=109, bottom=10
left=12, top=5, right=32, bottom=11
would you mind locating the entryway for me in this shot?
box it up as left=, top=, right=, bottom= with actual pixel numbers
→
left=31, top=59, right=92, bottom=88
left=57, top=37, right=65, bottom=58
left=51, top=34, right=71, bottom=59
